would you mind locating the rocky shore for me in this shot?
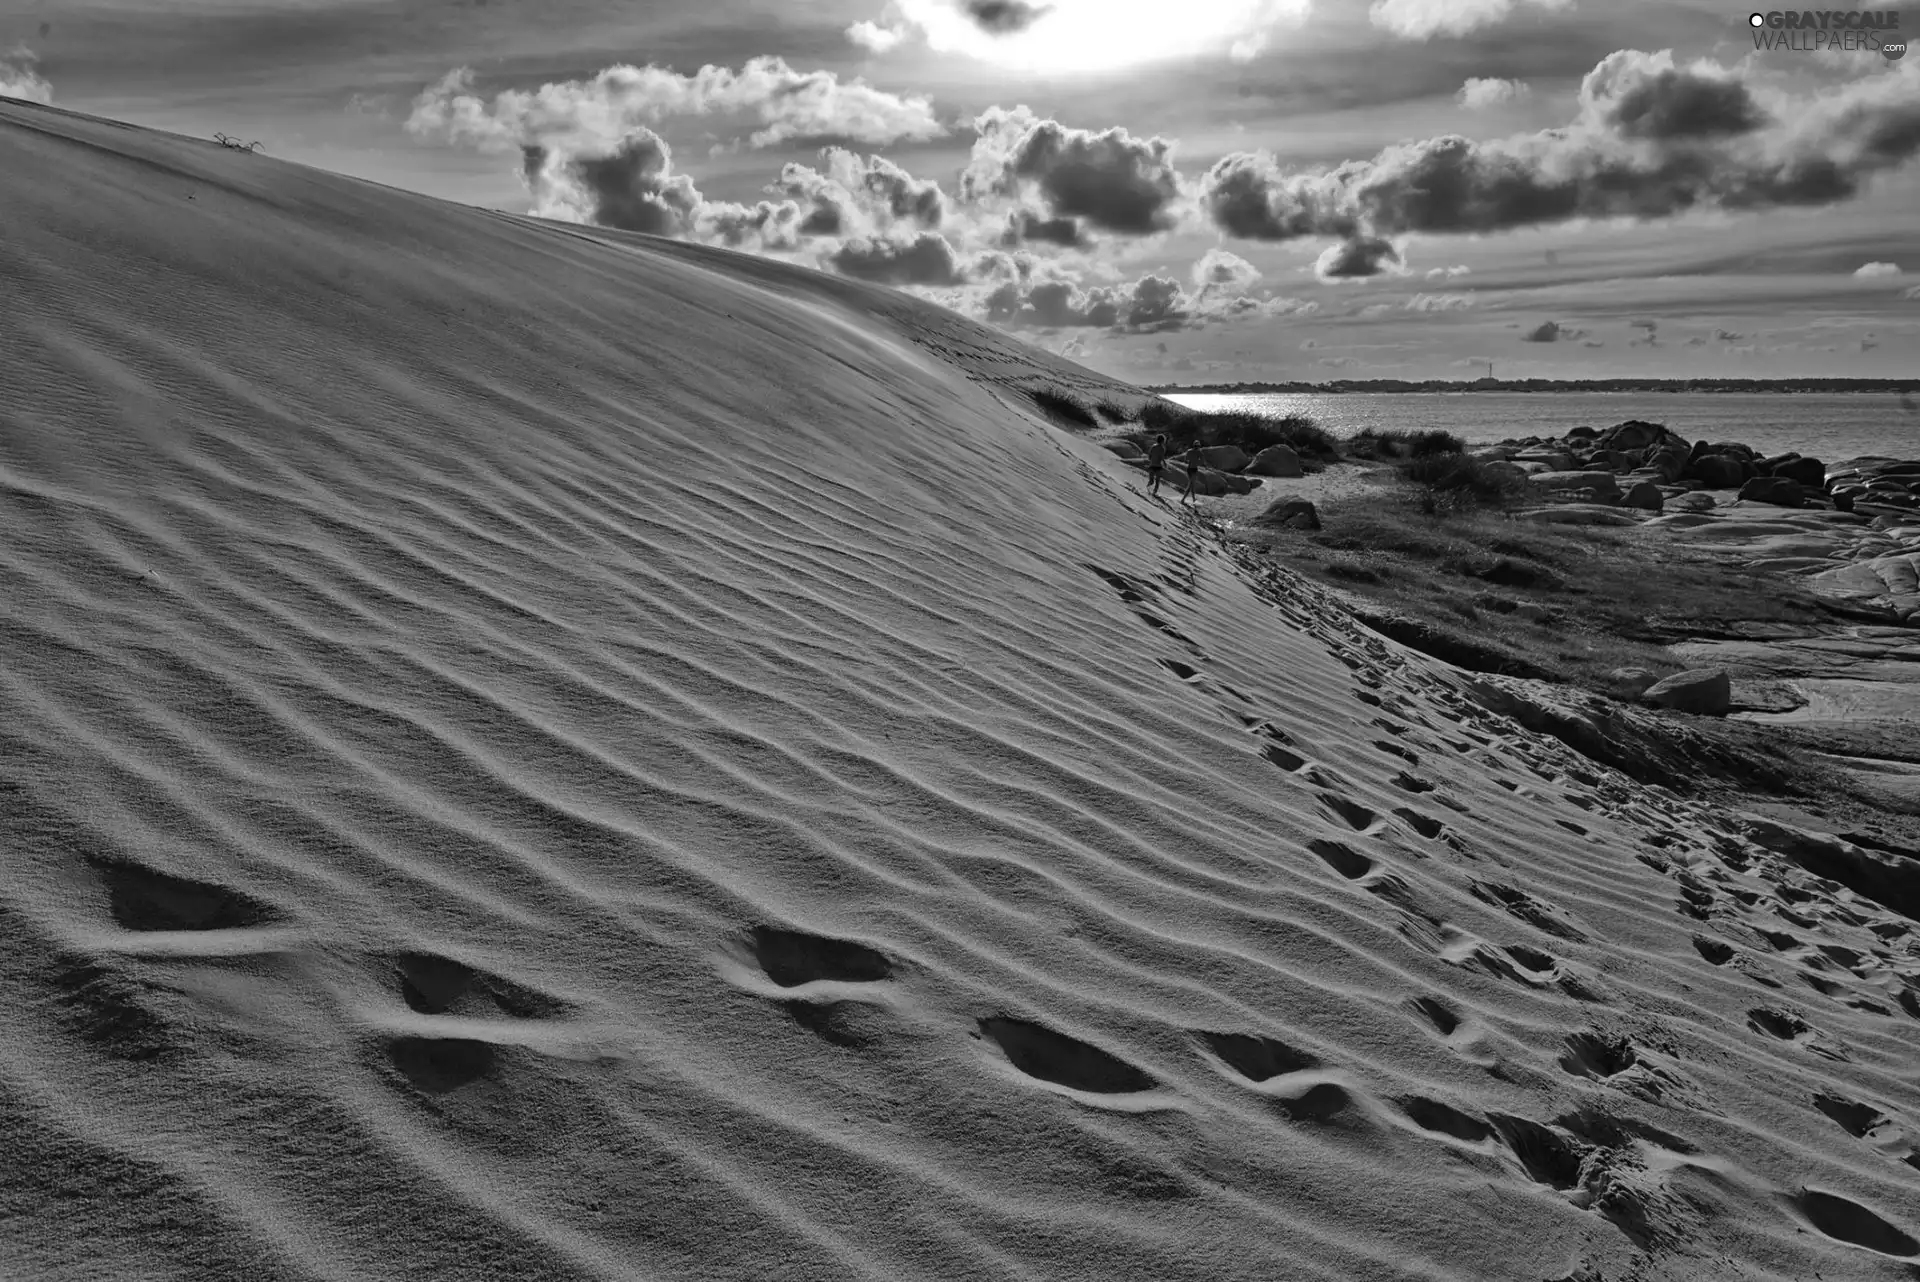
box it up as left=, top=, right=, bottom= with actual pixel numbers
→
left=1104, top=413, right=1920, bottom=829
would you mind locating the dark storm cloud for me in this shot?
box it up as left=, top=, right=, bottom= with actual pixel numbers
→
left=520, top=130, right=702, bottom=235
left=829, top=231, right=965, bottom=285
left=963, top=0, right=1051, bottom=34
left=1520, top=321, right=1586, bottom=342
left=964, top=106, right=1183, bottom=235
left=1199, top=51, right=1920, bottom=244
left=1593, top=59, right=1766, bottom=140
left=1315, top=236, right=1401, bottom=280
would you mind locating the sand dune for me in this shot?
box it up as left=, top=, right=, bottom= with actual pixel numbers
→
left=3, top=98, right=1918, bottom=1281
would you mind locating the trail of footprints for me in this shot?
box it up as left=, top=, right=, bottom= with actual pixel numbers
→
left=739, top=919, right=1915, bottom=1256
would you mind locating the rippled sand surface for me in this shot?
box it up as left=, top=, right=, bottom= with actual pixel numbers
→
left=3, top=100, right=1919, bottom=1282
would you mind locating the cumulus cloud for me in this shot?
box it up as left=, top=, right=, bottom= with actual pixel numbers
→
left=1854, top=260, right=1902, bottom=277
left=982, top=268, right=1311, bottom=331
left=1199, top=50, right=1920, bottom=250
left=1903, top=285, right=1920, bottom=299
left=1521, top=320, right=1583, bottom=342
left=407, top=57, right=943, bottom=153
left=1191, top=248, right=1261, bottom=292
left=0, top=46, right=52, bottom=104
left=520, top=130, right=703, bottom=235
left=1370, top=0, right=1572, bottom=40
left=1405, top=292, right=1475, bottom=310
left=1315, top=236, right=1403, bottom=280
left=774, top=148, right=948, bottom=238
left=1426, top=264, right=1471, bottom=278
left=831, top=232, right=966, bottom=284
left=1457, top=77, right=1529, bottom=110
left=1714, top=327, right=1745, bottom=340
left=963, top=106, right=1183, bottom=234
left=847, top=20, right=909, bottom=52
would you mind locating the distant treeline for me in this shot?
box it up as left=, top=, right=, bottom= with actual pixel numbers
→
left=1147, top=378, right=1920, bottom=395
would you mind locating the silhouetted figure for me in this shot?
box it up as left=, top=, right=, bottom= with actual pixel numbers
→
left=1145, top=433, right=1169, bottom=497
left=1181, top=442, right=1205, bottom=503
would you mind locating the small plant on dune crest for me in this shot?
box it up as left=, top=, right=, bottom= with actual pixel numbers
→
left=214, top=133, right=264, bottom=152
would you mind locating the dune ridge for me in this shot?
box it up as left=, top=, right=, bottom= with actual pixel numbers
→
left=2, top=98, right=1918, bottom=1281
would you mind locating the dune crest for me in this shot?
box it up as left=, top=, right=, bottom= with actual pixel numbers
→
left=2, top=100, right=1917, bottom=1281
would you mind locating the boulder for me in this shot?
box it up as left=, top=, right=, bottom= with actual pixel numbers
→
left=1103, top=439, right=1145, bottom=460
left=1774, top=456, right=1826, bottom=489
left=1566, top=426, right=1598, bottom=440
left=1250, top=497, right=1321, bottom=530
left=1669, top=492, right=1717, bottom=513
left=1607, top=667, right=1658, bottom=697
left=1219, top=471, right=1256, bottom=495
left=1621, top=481, right=1664, bottom=511
left=1643, top=667, right=1731, bottom=716
left=1600, top=420, right=1667, bottom=452
left=1643, top=444, right=1690, bottom=483
left=1246, top=444, right=1304, bottom=477
left=1515, top=451, right=1577, bottom=472
left=1688, top=454, right=1745, bottom=489
left=1758, top=452, right=1801, bottom=474
left=1738, top=476, right=1805, bottom=508
left=1531, top=470, right=1623, bottom=500
left=1197, top=444, right=1251, bottom=473
left=1479, top=460, right=1532, bottom=489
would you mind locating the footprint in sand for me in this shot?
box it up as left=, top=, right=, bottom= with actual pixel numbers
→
left=978, top=1017, right=1156, bottom=1094
left=90, top=857, right=279, bottom=933
left=1317, top=792, right=1381, bottom=833
left=1692, top=936, right=1737, bottom=965
left=1392, top=807, right=1445, bottom=840
left=1793, top=1189, right=1919, bottom=1258
left=1261, top=741, right=1308, bottom=773
left=1407, top=995, right=1462, bottom=1037
left=1307, top=838, right=1373, bottom=881
left=1396, top=1096, right=1494, bottom=1144
left=391, top=951, right=566, bottom=1019
left=751, top=926, right=894, bottom=988
left=1197, top=1030, right=1319, bottom=1080
left=1557, top=1030, right=1637, bottom=1080
left=385, top=1035, right=497, bottom=1094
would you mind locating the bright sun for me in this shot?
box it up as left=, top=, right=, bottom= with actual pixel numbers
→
left=894, top=0, right=1313, bottom=73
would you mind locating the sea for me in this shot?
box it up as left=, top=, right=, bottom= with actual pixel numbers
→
left=1164, top=392, right=1920, bottom=464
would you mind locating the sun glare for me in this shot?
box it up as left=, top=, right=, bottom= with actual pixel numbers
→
left=898, top=0, right=1313, bottom=73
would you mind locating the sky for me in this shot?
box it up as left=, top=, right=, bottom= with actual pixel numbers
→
left=3, top=0, right=1918, bottom=383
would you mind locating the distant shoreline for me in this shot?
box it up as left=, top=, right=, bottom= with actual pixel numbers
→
left=1152, top=379, right=1920, bottom=395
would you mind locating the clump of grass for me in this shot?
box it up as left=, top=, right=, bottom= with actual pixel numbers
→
left=1399, top=451, right=1528, bottom=511
left=1133, top=400, right=1338, bottom=464
left=1345, top=428, right=1467, bottom=461
left=1027, top=387, right=1100, bottom=429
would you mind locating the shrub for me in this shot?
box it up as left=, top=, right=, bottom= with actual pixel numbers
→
left=1399, top=451, right=1528, bottom=509
left=1133, top=400, right=1337, bottom=463
left=1345, top=427, right=1466, bottom=461
left=1027, top=387, right=1099, bottom=429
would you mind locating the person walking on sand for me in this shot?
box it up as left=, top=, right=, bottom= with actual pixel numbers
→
left=1180, top=441, right=1206, bottom=503
left=1144, top=433, right=1169, bottom=498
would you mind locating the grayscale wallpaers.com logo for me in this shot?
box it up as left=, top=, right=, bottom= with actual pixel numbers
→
left=1749, top=10, right=1907, bottom=58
